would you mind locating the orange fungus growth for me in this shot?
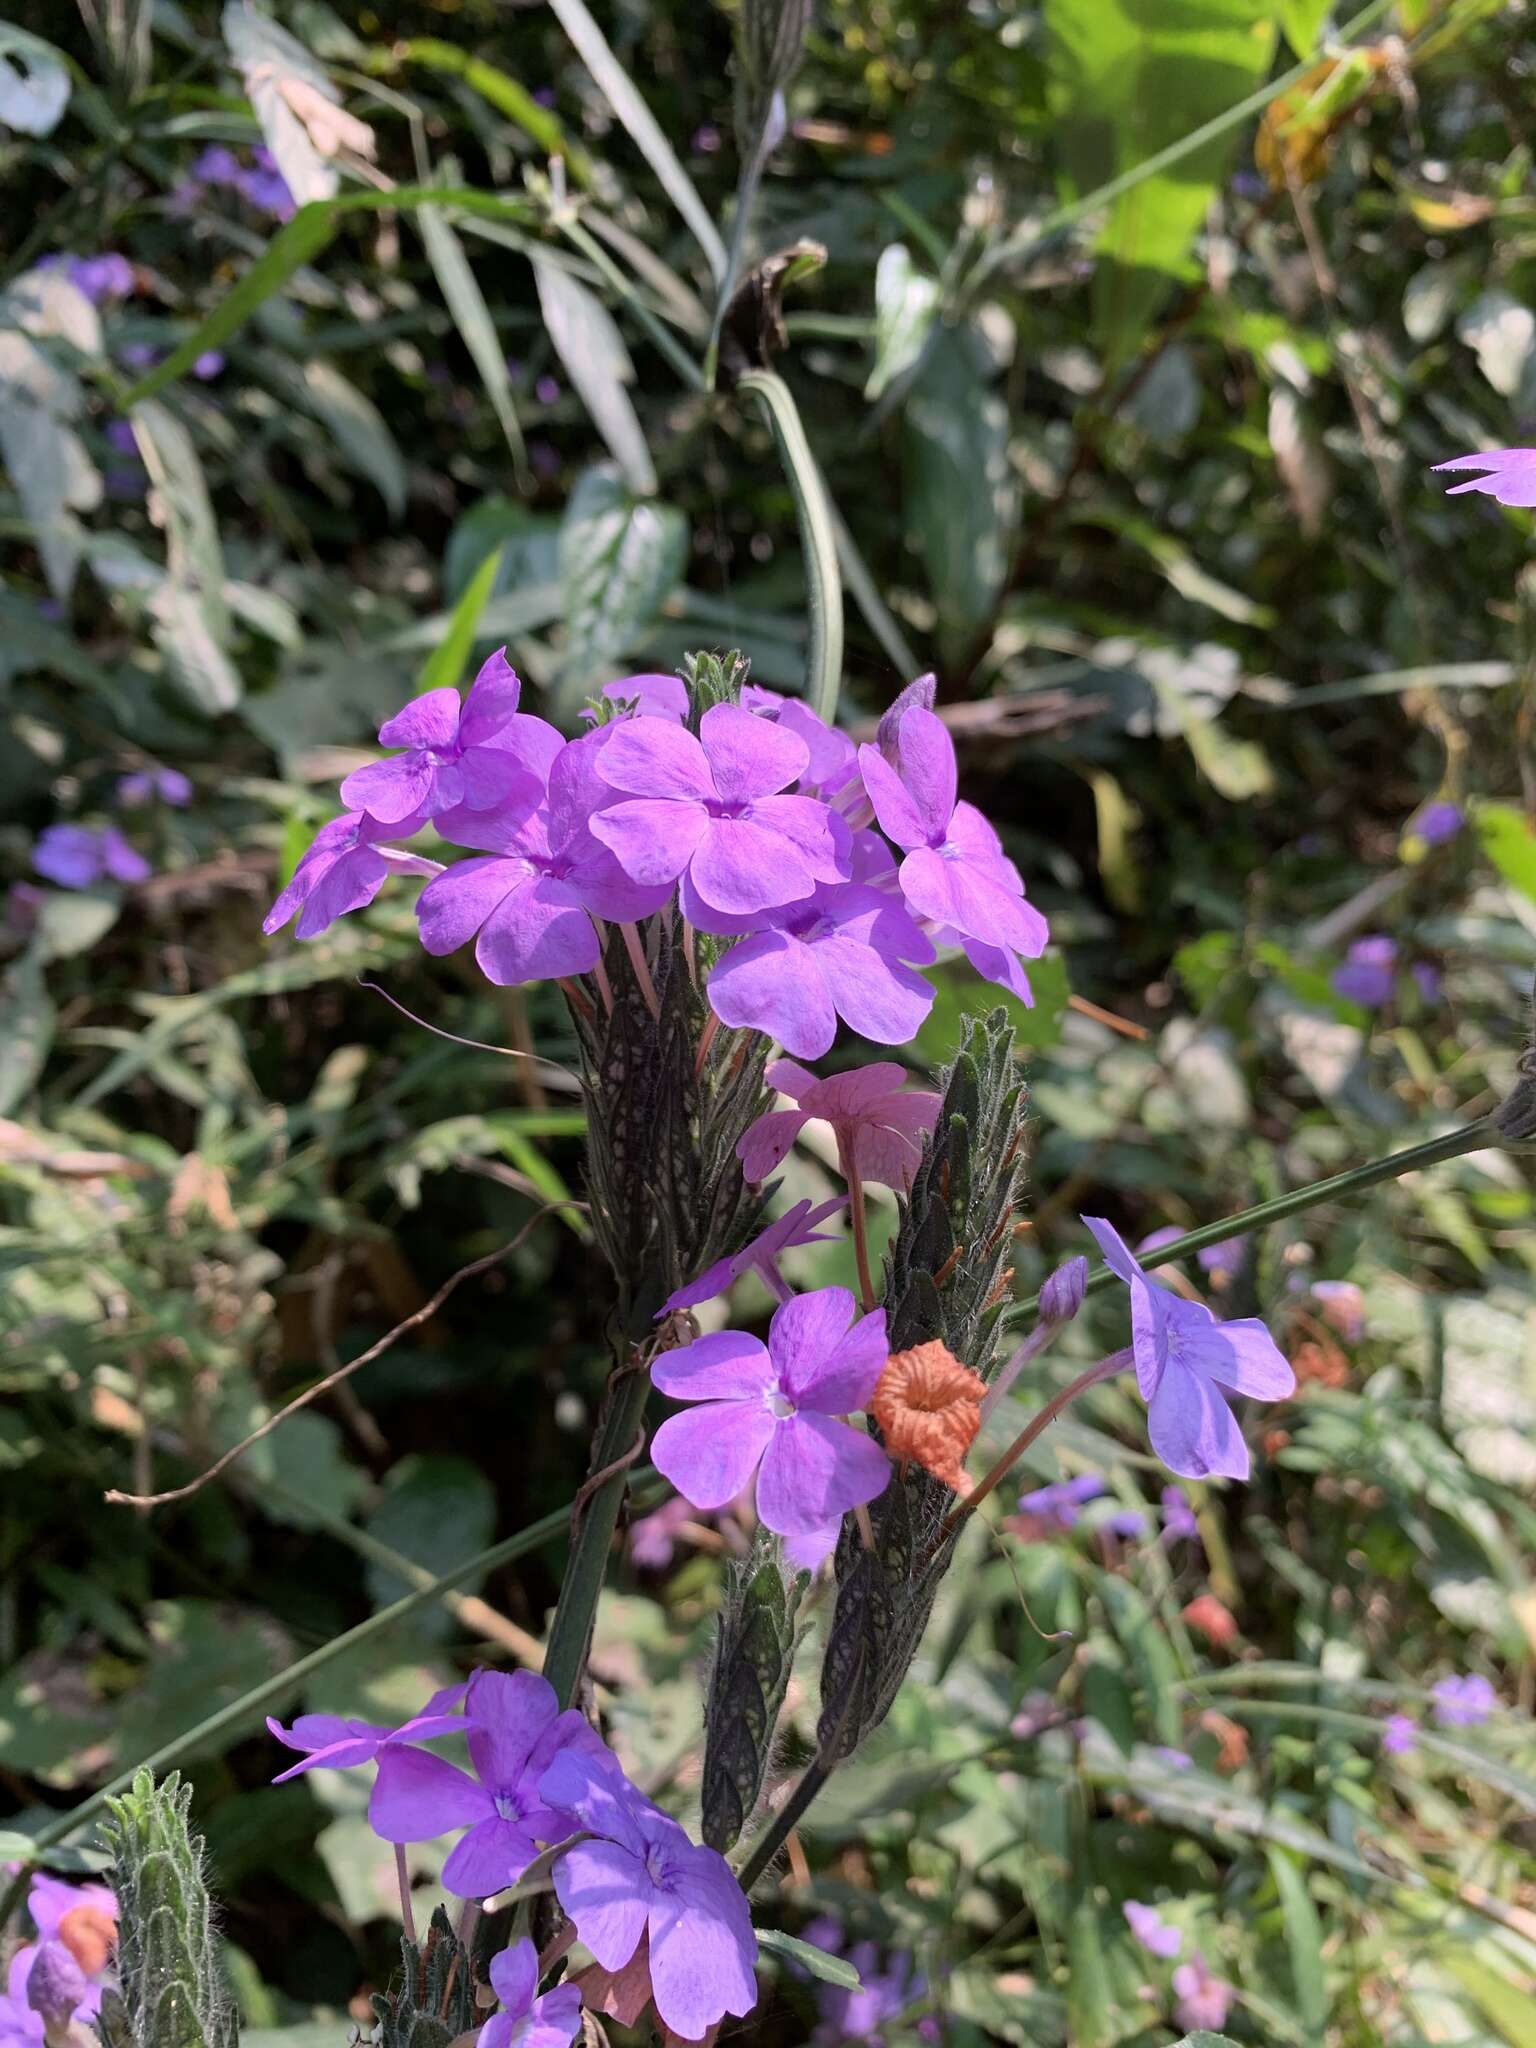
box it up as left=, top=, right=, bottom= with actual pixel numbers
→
left=872, top=1340, right=986, bottom=1492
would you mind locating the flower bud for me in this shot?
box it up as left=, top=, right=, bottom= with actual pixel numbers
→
left=1039, top=1255, right=1087, bottom=1325
left=26, top=1942, right=87, bottom=2024
left=876, top=673, right=937, bottom=761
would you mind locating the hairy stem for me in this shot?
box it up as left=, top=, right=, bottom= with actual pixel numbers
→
left=839, top=1136, right=877, bottom=1313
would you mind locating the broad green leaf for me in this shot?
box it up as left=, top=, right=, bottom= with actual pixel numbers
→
left=364, top=1455, right=496, bottom=1640
left=131, top=400, right=240, bottom=711
left=0, top=25, right=70, bottom=136
left=0, top=954, right=55, bottom=1114
left=417, top=544, right=502, bottom=695
left=1278, top=0, right=1332, bottom=57
left=535, top=260, right=655, bottom=496
left=754, top=1929, right=862, bottom=1989
left=556, top=466, right=688, bottom=714
left=1086, top=767, right=1142, bottom=910
left=417, top=197, right=524, bottom=468
left=1443, top=1954, right=1536, bottom=2048
left=1477, top=802, right=1536, bottom=902
left=0, top=329, right=99, bottom=600
left=1266, top=1848, right=1327, bottom=2037
left=903, top=322, right=1019, bottom=664
left=866, top=243, right=940, bottom=400
left=1047, top=0, right=1278, bottom=367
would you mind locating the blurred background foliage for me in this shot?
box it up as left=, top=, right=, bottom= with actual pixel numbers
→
left=2, top=0, right=1536, bottom=2042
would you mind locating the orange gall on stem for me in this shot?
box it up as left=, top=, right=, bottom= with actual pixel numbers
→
left=872, top=1340, right=986, bottom=1493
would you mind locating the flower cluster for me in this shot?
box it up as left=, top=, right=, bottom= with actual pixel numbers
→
left=0, top=1873, right=118, bottom=2048
left=174, top=144, right=296, bottom=220
left=268, top=1668, right=756, bottom=2045
left=265, top=656, right=1049, bottom=1056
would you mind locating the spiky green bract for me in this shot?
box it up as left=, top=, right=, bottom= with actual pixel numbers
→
left=370, top=1907, right=476, bottom=2048
left=703, top=1528, right=810, bottom=1851
left=99, top=1770, right=237, bottom=2048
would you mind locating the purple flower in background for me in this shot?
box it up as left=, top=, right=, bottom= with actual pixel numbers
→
left=1083, top=1215, right=1295, bottom=1482
left=702, top=881, right=936, bottom=1059
left=1331, top=934, right=1397, bottom=1008
left=814, top=1940, right=925, bottom=2046
left=68, top=253, right=134, bottom=303
left=1172, top=1953, right=1232, bottom=2033
left=116, top=765, right=192, bottom=808
left=1411, top=960, right=1442, bottom=1004
left=661, top=1196, right=845, bottom=1315
left=417, top=731, right=669, bottom=986
left=236, top=147, right=296, bottom=220
left=1015, top=1473, right=1104, bottom=1531
left=1198, top=1236, right=1246, bottom=1279
left=691, top=124, right=723, bottom=153
left=1040, top=1256, right=1088, bottom=1324
left=1161, top=1485, right=1200, bottom=1543
left=478, top=1940, right=583, bottom=2048
left=193, top=349, right=225, bottom=380
left=1010, top=1692, right=1056, bottom=1739
left=1414, top=800, right=1464, bottom=846
left=534, top=374, right=561, bottom=405
left=1106, top=1505, right=1150, bottom=1539
left=340, top=650, right=547, bottom=826
left=540, top=1751, right=757, bottom=2041
left=1310, top=1280, right=1364, bottom=1343
left=1431, top=1673, right=1496, bottom=1727
left=650, top=1286, right=891, bottom=1567
left=626, top=1495, right=696, bottom=1570
left=1434, top=448, right=1536, bottom=508
left=192, top=145, right=241, bottom=186
left=1381, top=1714, right=1418, bottom=1756
left=104, top=419, right=140, bottom=458
left=591, top=702, right=851, bottom=917
left=738, top=1058, right=940, bottom=1191
left=0, top=1874, right=119, bottom=2048
left=370, top=1669, right=603, bottom=1895
left=858, top=705, right=1048, bottom=1000
left=34, top=824, right=148, bottom=889
left=266, top=1682, right=465, bottom=1782
left=264, top=810, right=436, bottom=942
left=118, top=343, right=160, bottom=373
left=598, top=673, right=689, bottom=722
left=1123, top=1901, right=1182, bottom=1960
left=1151, top=1746, right=1193, bottom=1771
left=24, top=1945, right=87, bottom=2027
left=742, top=687, right=860, bottom=799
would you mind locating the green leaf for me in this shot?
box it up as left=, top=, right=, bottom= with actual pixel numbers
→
left=1278, top=0, right=1333, bottom=56
left=867, top=243, right=940, bottom=401
left=1442, top=1953, right=1536, bottom=2046
left=1477, top=801, right=1536, bottom=902
left=416, top=544, right=502, bottom=696
left=915, top=954, right=1070, bottom=1065
left=364, top=1455, right=496, bottom=1640
left=260, top=355, right=407, bottom=519
left=416, top=201, right=524, bottom=471
left=1047, top=0, right=1278, bottom=367
left=755, top=1928, right=862, bottom=1989
left=1067, top=1900, right=1114, bottom=2046
left=556, top=466, right=688, bottom=714
left=535, top=260, right=655, bottom=495
left=903, top=323, right=1019, bottom=665
left=0, top=326, right=98, bottom=601
left=735, top=368, right=844, bottom=722
left=387, top=38, right=600, bottom=189
left=130, top=400, right=239, bottom=711
left=0, top=953, right=54, bottom=1114
left=1266, top=1847, right=1327, bottom=2037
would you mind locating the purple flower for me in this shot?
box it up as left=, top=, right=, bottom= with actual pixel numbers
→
left=193, top=350, right=226, bottom=380
left=1197, top=1236, right=1246, bottom=1279
left=1331, top=934, right=1397, bottom=1007
left=266, top=1682, right=466, bottom=1783
left=661, top=1196, right=845, bottom=1315
left=1381, top=1714, right=1418, bottom=1756
left=702, top=880, right=936, bottom=1058
left=1411, top=960, right=1442, bottom=1004
left=1016, top=1473, right=1104, bottom=1530
left=68, top=253, right=134, bottom=303
left=192, top=145, right=241, bottom=186
left=104, top=419, right=140, bottom=458
left=1083, top=1215, right=1296, bottom=1482
left=1431, top=1673, right=1496, bottom=1727
left=1039, top=1256, right=1088, bottom=1324
left=741, top=688, right=860, bottom=799
left=598, top=673, right=689, bottom=722
left=1172, top=1952, right=1232, bottom=2033
left=650, top=1286, right=892, bottom=1567
left=1414, top=800, right=1464, bottom=846
left=116, top=765, right=192, bottom=808
left=1310, top=1280, right=1364, bottom=1343
left=478, top=1940, right=583, bottom=2048
left=340, top=651, right=548, bottom=827
left=1106, top=1505, right=1150, bottom=1539
left=417, top=731, right=669, bottom=986
left=0, top=1875, right=119, bottom=2048
left=1010, top=1691, right=1056, bottom=1739
left=1123, top=1901, right=1182, bottom=1960
left=858, top=705, right=1047, bottom=999
left=1434, top=448, right=1536, bottom=508
left=540, top=1751, right=757, bottom=2041
left=0, top=1954, right=47, bottom=2048
left=24, top=1947, right=86, bottom=2026
left=236, top=148, right=296, bottom=220
left=1161, top=1485, right=1200, bottom=1543
left=814, top=1941, right=924, bottom=2046
left=118, top=343, right=160, bottom=373
left=33, top=824, right=149, bottom=889
left=738, top=1058, right=940, bottom=1191
left=264, top=810, right=437, bottom=942
left=626, top=1495, right=696, bottom=1570
left=370, top=1669, right=604, bottom=1895
left=591, top=702, right=852, bottom=917
left=1151, top=1746, right=1193, bottom=1771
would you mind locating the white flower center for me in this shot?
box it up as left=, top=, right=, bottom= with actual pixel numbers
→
left=765, top=1388, right=796, bottom=1421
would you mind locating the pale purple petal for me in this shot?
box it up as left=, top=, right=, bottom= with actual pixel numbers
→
left=756, top=1411, right=892, bottom=1534
left=891, top=707, right=957, bottom=840
left=652, top=1329, right=775, bottom=1401
left=483, top=713, right=567, bottom=787
left=518, top=1985, right=584, bottom=2048
left=475, top=875, right=600, bottom=983
left=698, top=701, right=808, bottom=802
left=100, top=828, right=150, bottom=883
left=378, top=688, right=462, bottom=751
left=764, top=1056, right=823, bottom=1103
left=781, top=1302, right=888, bottom=1414
left=646, top=1846, right=758, bottom=2039
left=416, top=857, right=529, bottom=956
left=1434, top=447, right=1536, bottom=507
left=1147, top=1363, right=1249, bottom=1481
left=960, top=935, right=1035, bottom=1003
left=551, top=1840, right=653, bottom=1969
left=849, top=1092, right=939, bottom=1189
left=595, top=718, right=715, bottom=800
left=293, top=842, right=390, bottom=940
left=747, top=794, right=852, bottom=883
left=589, top=797, right=707, bottom=885
left=442, top=1815, right=541, bottom=1895
left=690, top=816, right=817, bottom=914
left=455, top=747, right=542, bottom=815
left=601, top=672, right=689, bottom=721
left=736, top=1106, right=809, bottom=1182
left=465, top=1669, right=559, bottom=1792
left=652, top=1401, right=774, bottom=1511
left=707, top=931, right=838, bottom=1057
left=858, top=743, right=933, bottom=851
left=813, top=930, right=935, bottom=1046
left=339, top=752, right=436, bottom=824
left=1081, top=1214, right=1145, bottom=1288
left=458, top=649, right=522, bottom=746
left=777, top=700, right=857, bottom=794
left=781, top=1518, right=843, bottom=1570
left=369, top=1746, right=491, bottom=1842
left=1168, top=1304, right=1296, bottom=1400
left=488, top=1941, right=539, bottom=2023
left=562, top=844, right=674, bottom=923
left=900, top=845, right=1048, bottom=955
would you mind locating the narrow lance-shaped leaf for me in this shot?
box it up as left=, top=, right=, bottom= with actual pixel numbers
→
left=535, top=261, right=656, bottom=495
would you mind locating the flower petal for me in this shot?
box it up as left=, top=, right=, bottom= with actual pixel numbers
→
left=857, top=742, right=933, bottom=852
left=339, top=753, right=437, bottom=825
left=892, top=707, right=957, bottom=840
left=746, top=794, right=852, bottom=884
left=780, top=1302, right=888, bottom=1415
left=1080, top=1215, right=1145, bottom=1288
left=595, top=719, right=715, bottom=801
left=651, top=1401, right=773, bottom=1512
left=899, top=845, right=1048, bottom=955
left=475, top=875, right=599, bottom=984
left=765, top=1288, right=857, bottom=1399
left=651, top=1329, right=775, bottom=1402
left=589, top=798, right=707, bottom=886
left=647, top=1845, right=758, bottom=2039
left=699, top=701, right=807, bottom=802
left=377, top=688, right=462, bottom=751
left=416, top=856, right=527, bottom=956
left=457, top=649, right=522, bottom=746
left=707, top=932, right=838, bottom=1059
left=489, top=1940, right=539, bottom=2024
left=551, top=1841, right=653, bottom=1971
left=465, top=1670, right=559, bottom=1793
left=689, top=817, right=816, bottom=915
left=756, top=1411, right=891, bottom=1535
left=1169, top=1304, right=1296, bottom=1400
left=442, top=1816, right=539, bottom=1896
left=1146, top=1362, right=1249, bottom=1481
left=736, top=1107, right=809, bottom=1183
left=813, top=930, right=935, bottom=1047
left=369, top=1746, right=490, bottom=1843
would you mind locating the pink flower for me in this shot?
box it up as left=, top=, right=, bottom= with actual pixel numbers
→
left=1434, top=448, right=1536, bottom=508
left=738, top=1058, right=940, bottom=1191
left=1172, top=1952, right=1232, bottom=2033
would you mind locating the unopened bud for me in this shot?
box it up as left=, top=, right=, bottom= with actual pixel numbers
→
left=26, top=1942, right=87, bottom=2024
left=1039, top=1255, right=1087, bottom=1325
left=876, top=673, right=937, bottom=762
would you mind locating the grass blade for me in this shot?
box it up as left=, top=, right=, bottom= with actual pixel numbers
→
left=736, top=368, right=843, bottom=721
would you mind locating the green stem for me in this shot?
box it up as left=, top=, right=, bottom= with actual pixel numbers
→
left=736, top=369, right=844, bottom=723
left=1014, top=1118, right=1493, bottom=1325
left=0, top=1471, right=662, bottom=1927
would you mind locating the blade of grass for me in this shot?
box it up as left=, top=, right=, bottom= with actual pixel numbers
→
left=378, top=38, right=601, bottom=191
left=736, top=368, right=844, bottom=721
left=416, top=544, right=503, bottom=695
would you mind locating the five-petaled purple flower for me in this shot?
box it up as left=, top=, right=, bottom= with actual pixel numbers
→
left=1431, top=1673, right=1496, bottom=1727
left=116, top=765, right=192, bottom=808
left=340, top=651, right=551, bottom=827
left=591, top=702, right=851, bottom=916
left=1434, top=448, right=1536, bottom=508
left=264, top=811, right=440, bottom=942
left=370, top=1668, right=604, bottom=1895
left=738, top=1059, right=940, bottom=1191
left=266, top=1682, right=466, bottom=1782
left=650, top=1286, right=891, bottom=1567
left=661, top=1196, right=846, bottom=1315
left=741, top=687, right=860, bottom=800
left=1015, top=1473, right=1104, bottom=1531
left=478, top=1940, right=583, bottom=2048
left=33, top=824, right=148, bottom=889
left=1123, top=1900, right=1182, bottom=1960
left=417, top=729, right=669, bottom=984
left=1331, top=934, right=1397, bottom=1008
left=540, top=1751, right=757, bottom=2043
left=858, top=705, right=1048, bottom=1001
left=1381, top=1713, right=1418, bottom=1756
left=0, top=1873, right=119, bottom=2048
left=1083, top=1215, right=1295, bottom=1481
